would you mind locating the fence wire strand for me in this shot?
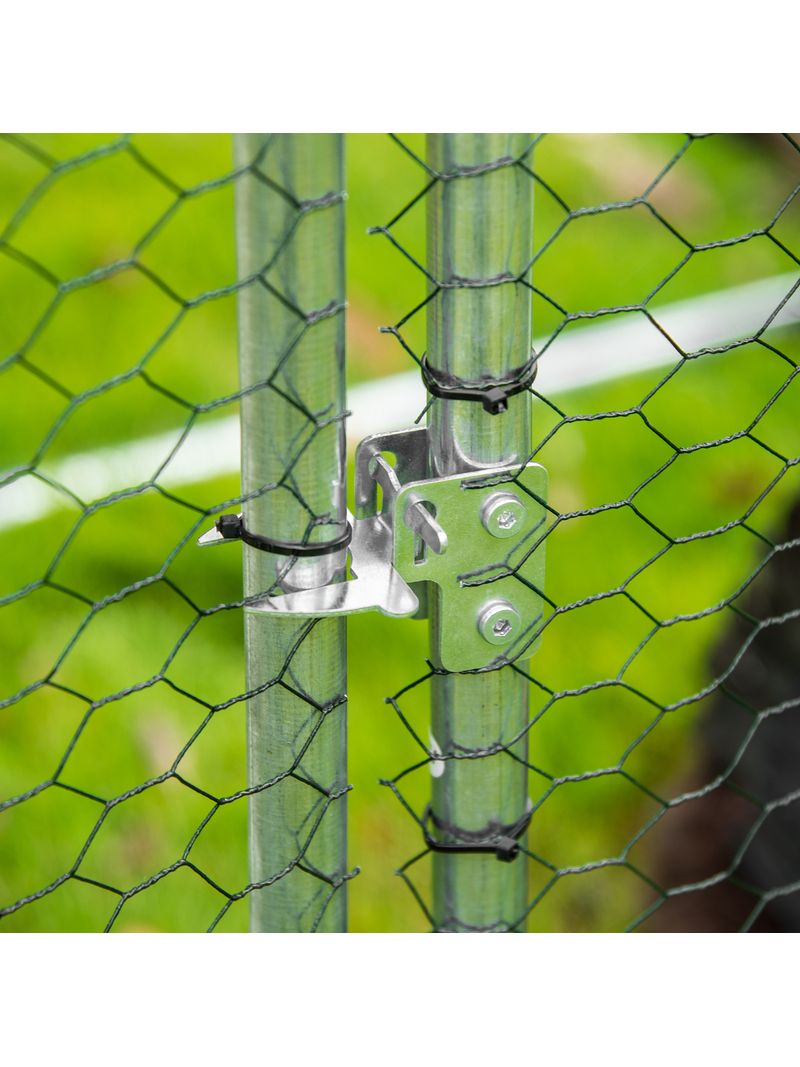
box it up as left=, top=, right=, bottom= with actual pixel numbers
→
left=0, top=133, right=352, bottom=932
left=371, top=132, right=800, bottom=932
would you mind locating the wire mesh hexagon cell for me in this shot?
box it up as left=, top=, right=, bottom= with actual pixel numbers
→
left=1, top=132, right=799, bottom=932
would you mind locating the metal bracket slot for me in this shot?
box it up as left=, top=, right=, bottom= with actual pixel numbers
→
left=198, top=425, right=547, bottom=671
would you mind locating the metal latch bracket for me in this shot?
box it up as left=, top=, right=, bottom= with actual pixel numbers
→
left=199, top=426, right=547, bottom=671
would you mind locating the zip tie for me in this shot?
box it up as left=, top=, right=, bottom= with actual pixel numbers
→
left=421, top=802, right=533, bottom=863
left=214, top=513, right=352, bottom=558
left=420, top=354, right=538, bottom=415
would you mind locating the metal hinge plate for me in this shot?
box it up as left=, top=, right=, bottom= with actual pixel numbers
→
left=200, top=426, right=547, bottom=671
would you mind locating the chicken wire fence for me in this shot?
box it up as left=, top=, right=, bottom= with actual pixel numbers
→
left=1, top=132, right=799, bottom=932
left=0, top=133, right=351, bottom=932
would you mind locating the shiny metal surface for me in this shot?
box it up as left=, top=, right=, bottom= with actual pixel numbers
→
left=476, top=599, right=522, bottom=645
left=426, top=133, right=535, bottom=932
left=392, top=458, right=547, bottom=671
left=354, top=425, right=427, bottom=518
left=235, top=134, right=348, bottom=932
left=231, top=422, right=546, bottom=671
left=480, top=491, right=527, bottom=539
left=250, top=510, right=419, bottom=619
left=402, top=494, right=448, bottom=556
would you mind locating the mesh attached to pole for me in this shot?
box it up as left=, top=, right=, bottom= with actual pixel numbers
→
left=234, top=134, right=350, bottom=931
left=0, top=133, right=354, bottom=932
left=373, top=132, right=800, bottom=933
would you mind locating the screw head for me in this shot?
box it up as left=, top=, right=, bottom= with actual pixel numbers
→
left=481, top=492, right=527, bottom=538
left=477, top=599, right=522, bottom=645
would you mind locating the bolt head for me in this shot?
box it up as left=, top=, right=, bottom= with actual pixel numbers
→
left=477, top=600, right=522, bottom=646
left=481, top=492, right=526, bottom=539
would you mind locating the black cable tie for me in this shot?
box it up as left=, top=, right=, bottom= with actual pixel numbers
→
left=420, top=353, right=538, bottom=415
left=421, top=803, right=532, bottom=863
left=215, top=513, right=352, bottom=558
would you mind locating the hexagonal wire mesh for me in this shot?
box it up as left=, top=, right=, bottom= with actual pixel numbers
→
left=0, top=133, right=352, bottom=932
left=1, top=133, right=799, bottom=932
left=371, top=133, right=800, bottom=932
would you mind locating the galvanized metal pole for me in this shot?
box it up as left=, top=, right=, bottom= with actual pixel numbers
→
left=426, top=133, right=533, bottom=931
left=234, top=134, right=348, bottom=931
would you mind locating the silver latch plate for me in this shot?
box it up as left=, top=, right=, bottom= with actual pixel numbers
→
left=199, top=425, right=548, bottom=671
left=392, top=460, right=547, bottom=671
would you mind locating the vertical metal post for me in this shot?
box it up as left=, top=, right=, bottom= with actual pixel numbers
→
left=426, top=133, right=533, bottom=931
left=234, top=134, right=348, bottom=931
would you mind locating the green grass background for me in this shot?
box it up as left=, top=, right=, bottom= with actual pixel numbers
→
left=0, top=133, right=798, bottom=931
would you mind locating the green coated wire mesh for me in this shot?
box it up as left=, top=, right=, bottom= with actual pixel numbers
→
left=0, top=133, right=352, bottom=932
left=371, top=133, right=800, bottom=932
left=1, top=133, right=799, bottom=932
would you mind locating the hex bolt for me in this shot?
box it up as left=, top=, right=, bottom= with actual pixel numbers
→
left=480, top=492, right=527, bottom=539
left=476, top=599, right=522, bottom=645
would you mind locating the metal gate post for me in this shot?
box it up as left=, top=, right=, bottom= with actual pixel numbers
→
left=426, top=133, right=534, bottom=931
left=233, top=134, right=348, bottom=931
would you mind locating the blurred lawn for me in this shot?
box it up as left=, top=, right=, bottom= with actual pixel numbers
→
left=0, top=133, right=798, bottom=931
